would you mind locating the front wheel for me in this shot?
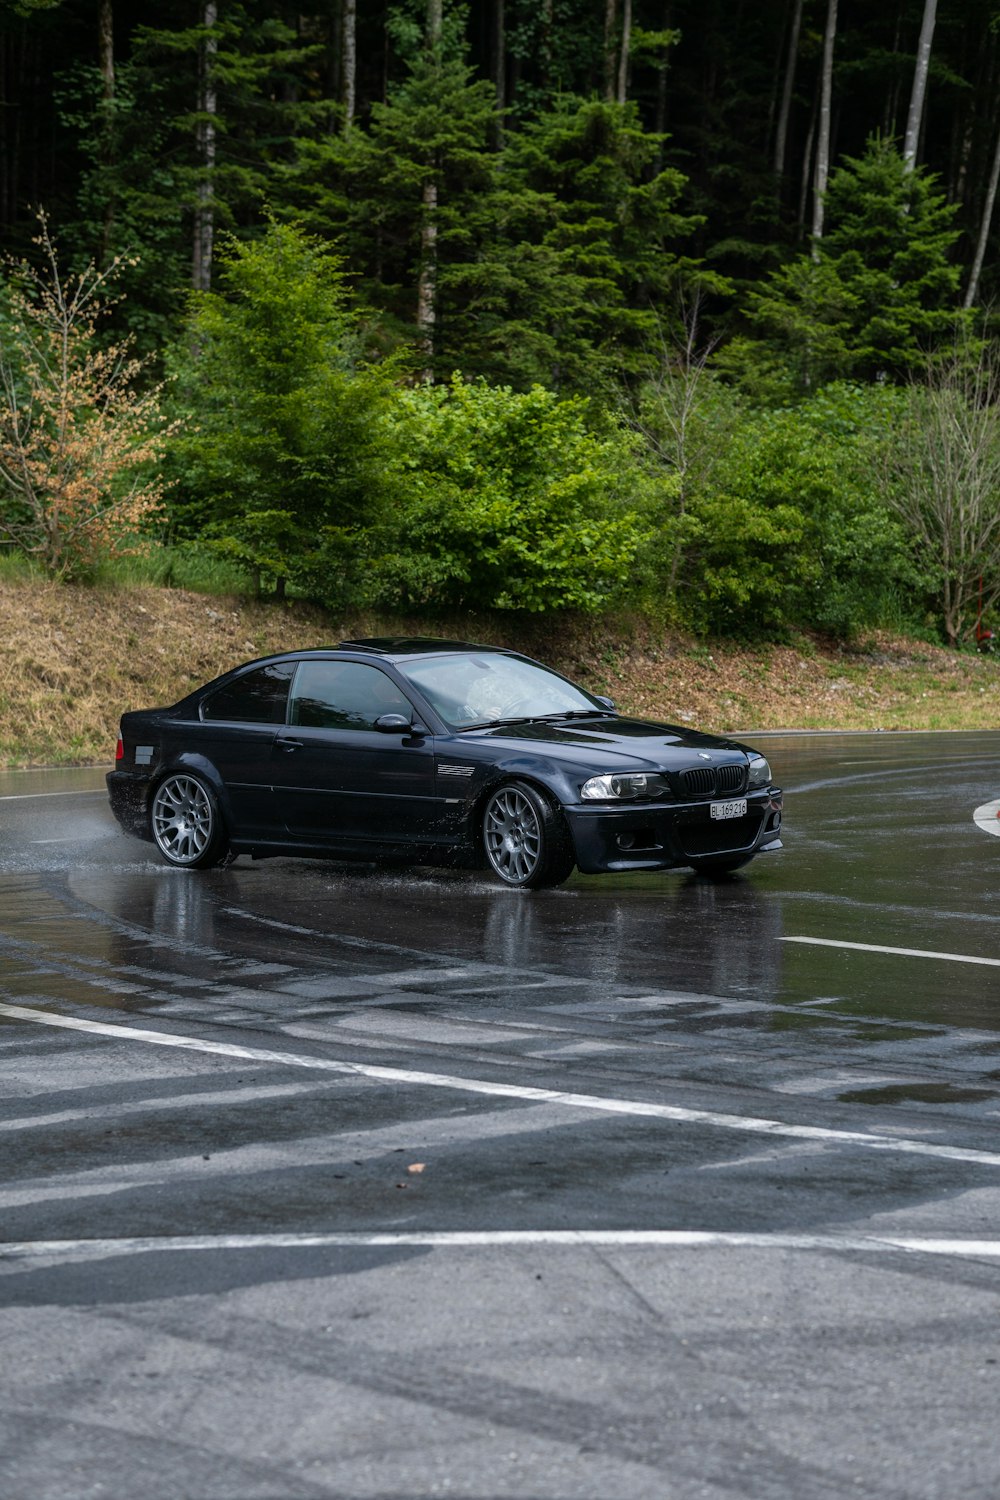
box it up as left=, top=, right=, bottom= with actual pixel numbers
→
left=150, top=772, right=230, bottom=869
left=482, top=780, right=575, bottom=889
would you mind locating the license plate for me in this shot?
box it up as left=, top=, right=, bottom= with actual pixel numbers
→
left=710, top=799, right=747, bottom=820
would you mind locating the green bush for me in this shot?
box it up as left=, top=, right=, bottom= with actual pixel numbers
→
left=668, top=384, right=920, bottom=637
left=373, top=376, right=649, bottom=613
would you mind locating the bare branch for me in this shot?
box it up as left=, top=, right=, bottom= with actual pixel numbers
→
left=0, top=210, right=168, bottom=578
left=880, top=330, right=1000, bottom=645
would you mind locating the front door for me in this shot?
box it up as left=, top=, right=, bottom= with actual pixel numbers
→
left=270, top=660, right=440, bottom=850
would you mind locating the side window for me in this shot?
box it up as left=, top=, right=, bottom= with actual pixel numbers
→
left=289, top=662, right=412, bottom=731
left=202, top=662, right=295, bottom=724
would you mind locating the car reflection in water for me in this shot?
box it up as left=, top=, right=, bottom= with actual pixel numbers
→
left=89, top=857, right=783, bottom=1021
left=479, top=870, right=783, bottom=1004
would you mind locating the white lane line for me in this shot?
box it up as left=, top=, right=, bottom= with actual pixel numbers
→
left=4, top=1000, right=1000, bottom=1168
left=3, top=1230, right=1000, bottom=1264
left=0, top=1081, right=322, bottom=1132
left=973, top=799, right=1000, bottom=837
left=0, top=789, right=104, bottom=801
left=783, top=935, right=1000, bottom=968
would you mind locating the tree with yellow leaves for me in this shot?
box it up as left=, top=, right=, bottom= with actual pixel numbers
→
left=0, top=213, right=169, bottom=580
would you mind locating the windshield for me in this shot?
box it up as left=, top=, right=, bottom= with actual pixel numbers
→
left=402, top=652, right=604, bottom=729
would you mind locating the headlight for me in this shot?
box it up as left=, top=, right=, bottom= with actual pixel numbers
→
left=581, top=772, right=658, bottom=800
left=747, top=755, right=771, bottom=787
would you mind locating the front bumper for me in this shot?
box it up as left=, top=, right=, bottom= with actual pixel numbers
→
left=564, top=788, right=783, bottom=874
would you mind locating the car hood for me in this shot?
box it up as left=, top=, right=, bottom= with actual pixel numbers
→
left=462, top=715, right=758, bottom=768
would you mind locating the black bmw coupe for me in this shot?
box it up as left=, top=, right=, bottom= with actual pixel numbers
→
left=107, top=638, right=783, bottom=888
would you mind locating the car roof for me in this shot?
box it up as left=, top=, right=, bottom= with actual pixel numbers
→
left=337, top=638, right=517, bottom=660
left=194, top=640, right=523, bottom=696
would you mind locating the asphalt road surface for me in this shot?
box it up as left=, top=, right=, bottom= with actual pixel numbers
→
left=2, top=731, right=1000, bottom=1500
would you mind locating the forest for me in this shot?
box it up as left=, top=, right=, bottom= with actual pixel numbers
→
left=2, top=0, right=1000, bottom=648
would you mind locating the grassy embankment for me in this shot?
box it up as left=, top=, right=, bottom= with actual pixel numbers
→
left=4, top=575, right=1000, bottom=767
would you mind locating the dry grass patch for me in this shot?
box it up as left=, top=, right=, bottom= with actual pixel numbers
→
left=2, top=579, right=332, bottom=765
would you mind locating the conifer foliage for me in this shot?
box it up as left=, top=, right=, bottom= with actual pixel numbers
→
left=3, top=0, right=1000, bottom=646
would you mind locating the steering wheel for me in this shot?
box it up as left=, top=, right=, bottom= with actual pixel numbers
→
left=495, top=694, right=538, bottom=717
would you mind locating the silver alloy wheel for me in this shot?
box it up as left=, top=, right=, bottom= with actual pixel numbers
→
left=151, top=774, right=216, bottom=865
left=484, top=785, right=542, bottom=885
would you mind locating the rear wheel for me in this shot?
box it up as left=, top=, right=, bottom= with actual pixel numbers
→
left=482, top=780, right=575, bottom=889
left=150, top=773, right=229, bottom=869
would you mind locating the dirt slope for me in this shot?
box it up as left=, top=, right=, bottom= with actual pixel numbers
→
left=4, top=578, right=999, bottom=766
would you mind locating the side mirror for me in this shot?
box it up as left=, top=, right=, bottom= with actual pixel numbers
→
left=374, top=713, right=414, bottom=734
left=595, top=695, right=616, bottom=711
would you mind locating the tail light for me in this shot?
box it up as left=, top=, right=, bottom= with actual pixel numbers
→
left=115, top=735, right=124, bottom=762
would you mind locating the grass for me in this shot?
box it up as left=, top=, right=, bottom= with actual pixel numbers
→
left=3, top=576, right=1000, bottom=767
left=91, top=543, right=252, bottom=596
left=1, top=541, right=252, bottom=597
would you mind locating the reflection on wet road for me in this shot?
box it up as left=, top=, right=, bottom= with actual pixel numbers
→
left=3, top=733, right=1000, bottom=1500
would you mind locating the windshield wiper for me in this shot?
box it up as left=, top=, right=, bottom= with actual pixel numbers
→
left=455, top=708, right=610, bottom=732
left=550, top=709, right=611, bottom=719
left=455, top=715, right=538, bottom=732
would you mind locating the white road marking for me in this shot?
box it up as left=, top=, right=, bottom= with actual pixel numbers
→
left=0, top=789, right=103, bottom=801
left=0, top=1104, right=567, bottom=1211
left=3, top=1000, right=1000, bottom=1168
left=3, top=1230, right=1000, bottom=1264
left=0, top=1081, right=321, bottom=1132
left=973, top=799, right=1000, bottom=837
left=783, top=935, right=1000, bottom=967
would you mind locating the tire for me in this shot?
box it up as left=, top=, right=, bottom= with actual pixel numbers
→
left=689, top=853, right=754, bottom=879
left=150, top=772, right=230, bottom=869
left=482, top=780, right=575, bottom=889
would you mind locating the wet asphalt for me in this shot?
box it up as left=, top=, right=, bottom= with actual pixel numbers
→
left=2, top=732, right=1000, bottom=1499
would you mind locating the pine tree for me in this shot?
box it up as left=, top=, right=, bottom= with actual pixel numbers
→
left=280, top=8, right=497, bottom=379
left=166, top=220, right=396, bottom=602
left=452, top=94, right=707, bottom=390
left=742, top=136, right=964, bottom=390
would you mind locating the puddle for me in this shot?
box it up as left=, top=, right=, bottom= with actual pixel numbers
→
left=837, top=1082, right=997, bottom=1106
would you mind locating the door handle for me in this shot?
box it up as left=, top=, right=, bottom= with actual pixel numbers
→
left=276, top=737, right=304, bottom=752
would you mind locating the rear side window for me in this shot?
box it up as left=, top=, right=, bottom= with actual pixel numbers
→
left=289, top=661, right=412, bottom=731
left=202, top=662, right=295, bottom=724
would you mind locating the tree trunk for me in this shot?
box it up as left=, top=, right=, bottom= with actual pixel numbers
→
left=494, top=0, right=505, bottom=115
left=328, top=0, right=341, bottom=102
left=97, top=0, right=115, bottom=265
left=881, top=5, right=903, bottom=138
left=342, top=0, right=356, bottom=129
left=903, top=0, right=938, bottom=170
left=192, top=1, right=217, bottom=293
left=0, top=36, right=8, bottom=227
left=604, top=0, right=618, bottom=102
left=540, top=0, right=553, bottom=91
left=416, top=0, right=442, bottom=380
left=416, top=177, right=437, bottom=381
left=965, top=116, right=1000, bottom=308
left=98, top=0, right=114, bottom=102
left=811, top=0, right=837, bottom=249
left=616, top=0, right=631, bottom=105
left=774, top=0, right=803, bottom=181
left=796, top=86, right=817, bottom=238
